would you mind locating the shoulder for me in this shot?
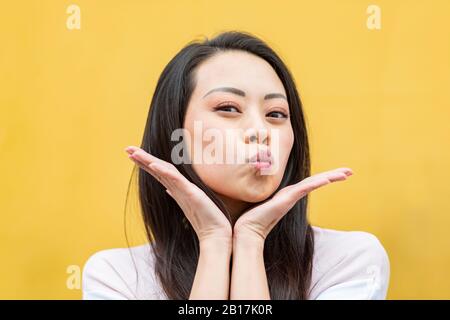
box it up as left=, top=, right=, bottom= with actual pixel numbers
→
left=82, top=243, right=166, bottom=300
left=309, top=226, right=390, bottom=300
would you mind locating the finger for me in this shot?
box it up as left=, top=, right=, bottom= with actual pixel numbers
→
left=148, top=162, right=195, bottom=191
left=128, top=156, right=171, bottom=189
left=286, top=169, right=353, bottom=200
left=131, top=149, right=172, bottom=169
left=126, top=148, right=174, bottom=181
left=151, top=164, right=195, bottom=212
left=130, top=157, right=163, bottom=182
left=321, top=171, right=348, bottom=183
left=341, top=167, right=354, bottom=176
left=148, top=163, right=189, bottom=194
left=127, top=150, right=188, bottom=202
left=302, top=169, right=351, bottom=186
left=128, top=154, right=155, bottom=174
left=251, top=168, right=353, bottom=229
left=126, top=147, right=179, bottom=178
left=300, top=176, right=334, bottom=192
left=331, top=167, right=353, bottom=178
left=312, top=168, right=352, bottom=181
left=147, top=163, right=176, bottom=189
left=124, top=145, right=139, bottom=154
left=148, top=163, right=205, bottom=217
left=301, top=172, right=346, bottom=189
left=127, top=148, right=194, bottom=197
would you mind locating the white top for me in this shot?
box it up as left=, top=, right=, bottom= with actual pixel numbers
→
left=82, top=226, right=390, bottom=300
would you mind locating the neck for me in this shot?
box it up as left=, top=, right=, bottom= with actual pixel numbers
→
left=216, top=193, right=252, bottom=227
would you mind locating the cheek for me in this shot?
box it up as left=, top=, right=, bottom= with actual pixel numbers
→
left=196, top=128, right=294, bottom=203
left=183, top=109, right=228, bottom=162
left=191, top=163, right=234, bottom=196
left=183, top=112, right=236, bottom=193
left=270, top=127, right=294, bottom=179
left=183, top=107, right=295, bottom=201
left=280, top=129, right=294, bottom=170
left=264, top=130, right=293, bottom=194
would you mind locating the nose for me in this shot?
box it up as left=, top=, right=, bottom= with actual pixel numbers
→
left=242, top=103, right=271, bottom=146
left=243, top=126, right=270, bottom=146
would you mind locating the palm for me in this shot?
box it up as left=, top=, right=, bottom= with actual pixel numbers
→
left=234, top=168, right=353, bottom=241
left=125, top=146, right=232, bottom=240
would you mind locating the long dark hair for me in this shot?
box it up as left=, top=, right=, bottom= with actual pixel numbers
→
left=131, top=31, right=313, bottom=299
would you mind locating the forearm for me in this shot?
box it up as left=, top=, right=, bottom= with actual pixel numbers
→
left=230, top=234, right=271, bottom=300
left=189, top=238, right=232, bottom=299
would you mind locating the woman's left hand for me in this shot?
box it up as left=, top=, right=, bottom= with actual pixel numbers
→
left=233, top=168, right=353, bottom=244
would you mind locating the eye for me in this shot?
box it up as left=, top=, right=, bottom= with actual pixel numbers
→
left=267, top=111, right=288, bottom=119
left=214, top=104, right=241, bottom=113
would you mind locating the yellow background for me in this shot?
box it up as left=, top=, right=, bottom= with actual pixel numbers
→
left=1, top=0, right=449, bottom=299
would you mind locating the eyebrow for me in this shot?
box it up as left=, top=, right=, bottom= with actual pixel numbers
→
left=202, top=87, right=287, bottom=101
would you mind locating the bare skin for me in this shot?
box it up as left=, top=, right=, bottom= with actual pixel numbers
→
left=125, top=51, right=353, bottom=299
left=126, top=145, right=352, bottom=299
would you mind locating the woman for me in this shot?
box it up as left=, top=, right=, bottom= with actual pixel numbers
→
left=82, top=31, right=390, bottom=300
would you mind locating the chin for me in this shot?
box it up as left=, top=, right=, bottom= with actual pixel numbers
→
left=240, top=189, right=274, bottom=203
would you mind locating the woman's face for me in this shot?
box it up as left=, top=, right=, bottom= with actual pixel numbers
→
left=183, top=50, right=294, bottom=206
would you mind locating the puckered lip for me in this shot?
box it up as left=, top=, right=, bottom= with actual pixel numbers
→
left=246, top=149, right=272, bottom=164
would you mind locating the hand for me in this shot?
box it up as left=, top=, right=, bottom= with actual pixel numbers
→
left=125, top=146, right=232, bottom=246
left=233, top=168, right=354, bottom=243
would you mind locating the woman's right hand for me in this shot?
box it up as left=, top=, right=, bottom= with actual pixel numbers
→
left=125, top=146, right=232, bottom=247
